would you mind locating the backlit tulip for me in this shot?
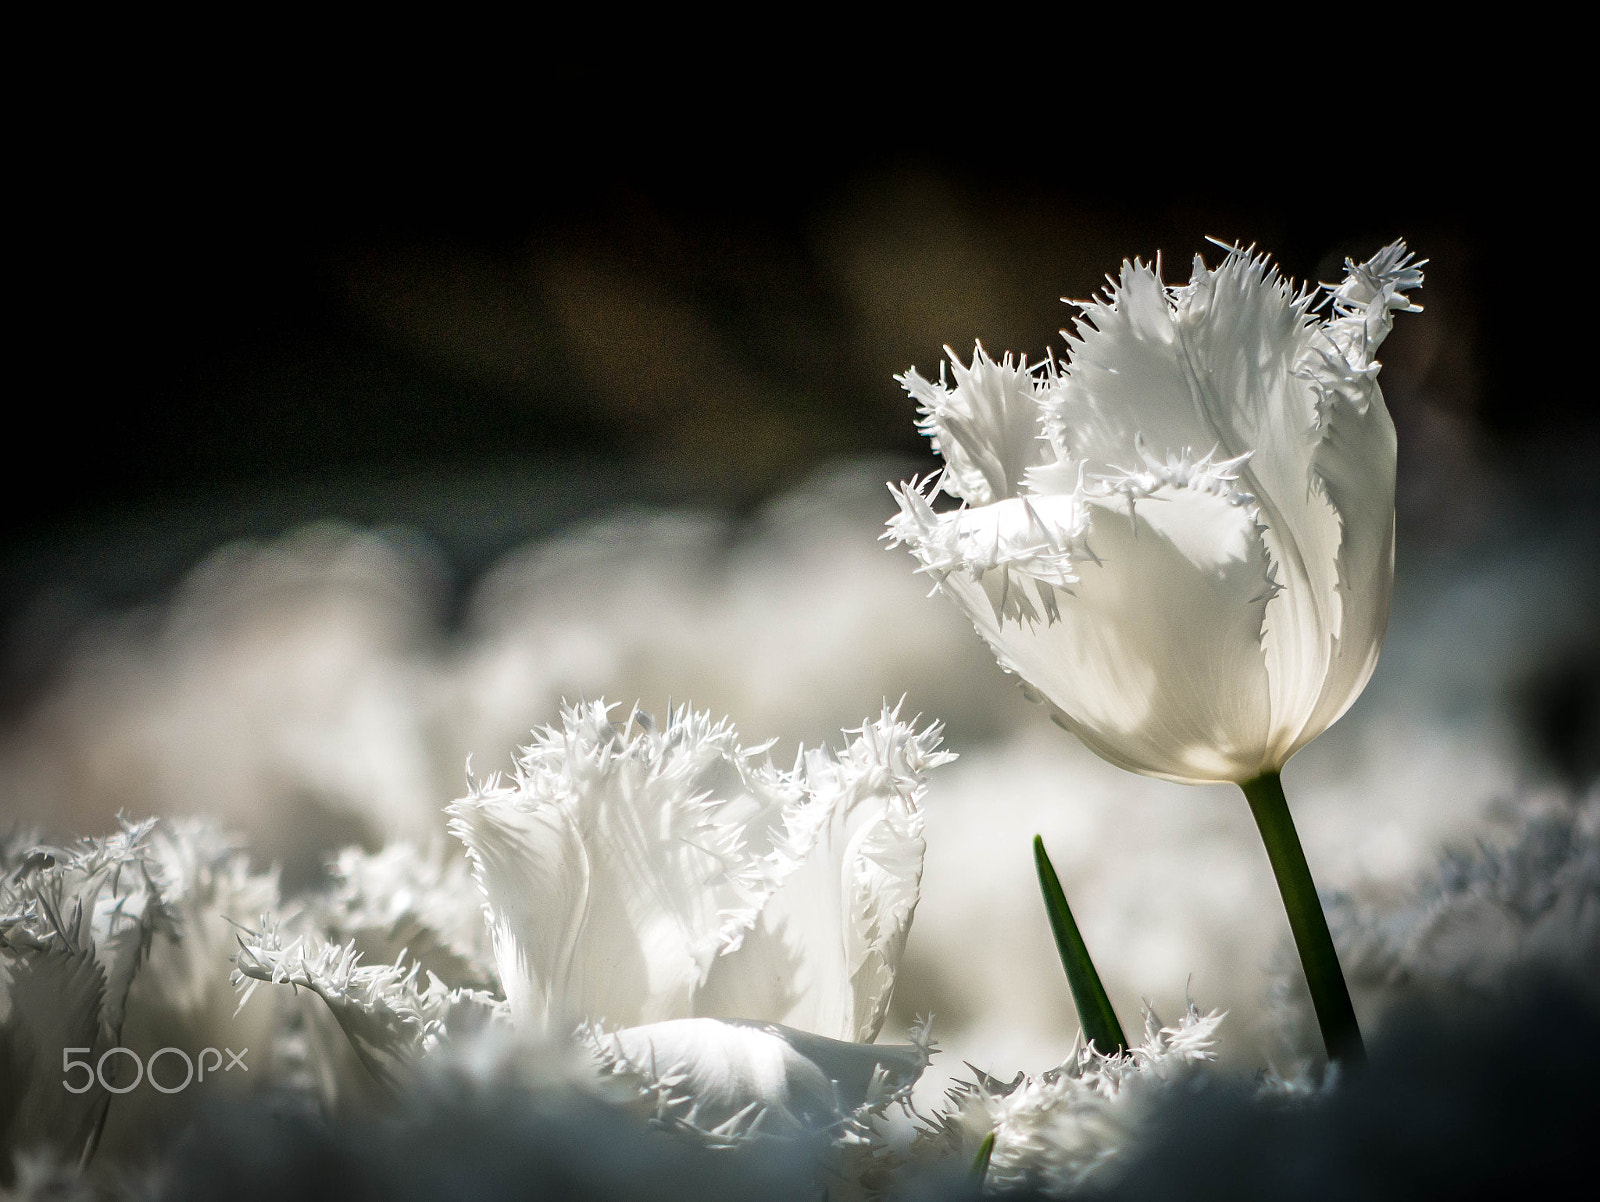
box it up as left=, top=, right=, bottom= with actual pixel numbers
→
left=887, top=241, right=1422, bottom=785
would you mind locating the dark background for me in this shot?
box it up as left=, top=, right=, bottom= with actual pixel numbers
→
left=5, top=95, right=1589, bottom=710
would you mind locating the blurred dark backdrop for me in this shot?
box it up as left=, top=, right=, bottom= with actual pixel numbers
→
left=5, top=101, right=1589, bottom=709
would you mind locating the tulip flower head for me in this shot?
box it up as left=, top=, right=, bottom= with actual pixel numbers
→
left=887, top=242, right=1423, bottom=784
left=235, top=701, right=951, bottom=1148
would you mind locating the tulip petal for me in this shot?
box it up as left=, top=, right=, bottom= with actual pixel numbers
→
left=448, top=703, right=795, bottom=1034
left=231, top=925, right=507, bottom=1095
left=899, top=480, right=1277, bottom=783
left=1289, top=245, right=1421, bottom=751
left=323, top=842, right=498, bottom=992
left=448, top=781, right=591, bottom=1031
left=0, top=945, right=113, bottom=1169
left=1, top=819, right=171, bottom=1167
left=918, top=1002, right=1222, bottom=1194
left=900, top=345, right=1052, bottom=505
left=696, top=710, right=950, bottom=1042
left=586, top=1017, right=930, bottom=1144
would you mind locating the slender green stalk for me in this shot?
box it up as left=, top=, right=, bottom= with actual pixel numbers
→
left=1033, top=835, right=1128, bottom=1055
left=970, top=1131, right=996, bottom=1184
left=1240, top=771, right=1365, bottom=1065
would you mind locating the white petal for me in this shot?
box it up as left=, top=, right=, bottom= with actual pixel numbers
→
left=0, top=944, right=114, bottom=1166
left=586, top=1017, right=929, bottom=1143
left=448, top=703, right=793, bottom=1034
left=696, top=710, right=950, bottom=1041
left=911, top=484, right=1277, bottom=783
left=1285, top=244, right=1420, bottom=753
left=322, top=842, right=497, bottom=992
left=1021, top=243, right=1414, bottom=769
left=1, top=820, right=173, bottom=1164
left=231, top=926, right=507, bottom=1094
left=447, top=784, right=590, bottom=1031
left=899, top=344, right=1051, bottom=505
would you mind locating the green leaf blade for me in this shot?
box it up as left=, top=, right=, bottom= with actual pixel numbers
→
left=1033, top=835, right=1127, bottom=1056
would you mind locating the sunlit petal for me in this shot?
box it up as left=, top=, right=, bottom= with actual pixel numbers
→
left=448, top=702, right=795, bottom=1033
left=697, top=709, right=952, bottom=1040
left=900, top=344, right=1052, bottom=505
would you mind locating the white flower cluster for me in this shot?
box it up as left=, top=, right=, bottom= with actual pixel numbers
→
left=1, top=817, right=279, bottom=1169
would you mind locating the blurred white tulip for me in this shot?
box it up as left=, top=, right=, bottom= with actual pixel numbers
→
left=1, top=820, right=171, bottom=1166
left=917, top=1002, right=1222, bottom=1196
left=888, top=243, right=1423, bottom=784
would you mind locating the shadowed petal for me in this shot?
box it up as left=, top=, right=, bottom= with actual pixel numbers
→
left=586, top=1017, right=930, bottom=1144
left=231, top=925, right=507, bottom=1095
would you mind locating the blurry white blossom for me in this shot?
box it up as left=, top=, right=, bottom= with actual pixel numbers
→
left=0, top=525, right=447, bottom=874
left=1, top=819, right=171, bottom=1167
left=319, top=841, right=497, bottom=992
left=887, top=243, right=1423, bottom=784
left=449, top=463, right=1030, bottom=763
left=232, top=922, right=506, bottom=1095
left=1268, top=785, right=1600, bottom=1056
left=917, top=1003, right=1223, bottom=1196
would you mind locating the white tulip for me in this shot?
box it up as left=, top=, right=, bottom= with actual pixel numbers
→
left=887, top=242, right=1422, bottom=785
left=1, top=819, right=171, bottom=1166
left=446, top=701, right=949, bottom=1134
left=236, top=701, right=951, bottom=1146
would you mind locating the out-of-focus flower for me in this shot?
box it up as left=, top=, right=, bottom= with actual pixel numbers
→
left=1263, top=785, right=1600, bottom=1060
left=232, top=923, right=506, bottom=1096
left=887, top=243, right=1423, bottom=784
left=319, top=841, right=497, bottom=992
left=917, top=1003, right=1223, bottom=1196
left=235, top=701, right=951, bottom=1155
left=1, top=819, right=172, bottom=1168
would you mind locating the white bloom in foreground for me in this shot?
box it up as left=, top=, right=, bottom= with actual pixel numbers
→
left=887, top=243, right=1422, bottom=783
left=236, top=702, right=950, bottom=1152
left=446, top=701, right=949, bottom=1043
left=919, top=1003, right=1223, bottom=1196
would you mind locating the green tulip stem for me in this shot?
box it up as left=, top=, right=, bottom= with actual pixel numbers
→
left=1033, top=835, right=1128, bottom=1056
left=1240, top=771, right=1365, bottom=1066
